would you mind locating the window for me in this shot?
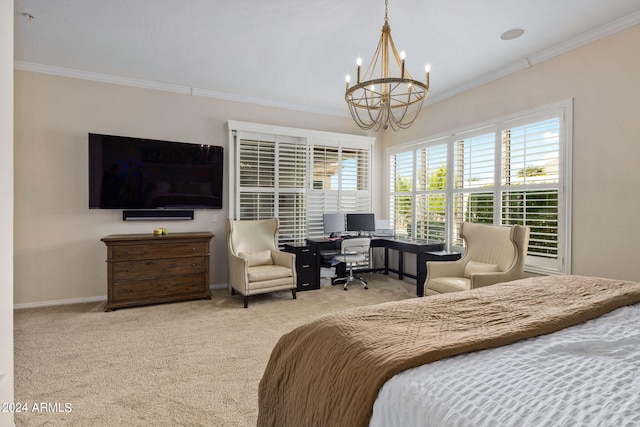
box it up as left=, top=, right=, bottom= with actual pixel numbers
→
left=388, top=100, right=572, bottom=274
left=229, top=122, right=374, bottom=246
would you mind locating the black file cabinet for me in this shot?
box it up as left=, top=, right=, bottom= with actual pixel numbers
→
left=284, top=243, right=319, bottom=291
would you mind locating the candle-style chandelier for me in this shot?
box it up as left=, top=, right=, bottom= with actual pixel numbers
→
left=345, top=0, right=430, bottom=131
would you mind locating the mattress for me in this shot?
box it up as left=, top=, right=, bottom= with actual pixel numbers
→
left=370, top=302, right=640, bottom=427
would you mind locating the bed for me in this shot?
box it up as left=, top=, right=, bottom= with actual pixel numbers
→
left=257, top=275, right=640, bottom=427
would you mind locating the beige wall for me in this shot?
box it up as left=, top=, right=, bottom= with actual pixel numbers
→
left=13, top=24, right=640, bottom=306
left=382, top=24, right=640, bottom=282
left=13, top=72, right=366, bottom=305
left=1, top=0, right=14, bottom=423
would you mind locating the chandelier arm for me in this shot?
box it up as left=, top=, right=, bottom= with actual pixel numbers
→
left=363, top=33, right=385, bottom=82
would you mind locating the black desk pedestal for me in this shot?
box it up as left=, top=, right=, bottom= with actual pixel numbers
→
left=284, top=243, right=319, bottom=291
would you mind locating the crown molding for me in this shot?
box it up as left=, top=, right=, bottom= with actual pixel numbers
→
left=13, top=61, right=346, bottom=118
left=427, top=11, right=640, bottom=105
left=14, top=61, right=192, bottom=95
left=529, top=10, right=640, bottom=64
left=15, top=11, right=640, bottom=115
left=191, top=87, right=345, bottom=117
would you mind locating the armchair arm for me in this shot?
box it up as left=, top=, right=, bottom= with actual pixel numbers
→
left=272, top=250, right=297, bottom=285
left=272, top=250, right=296, bottom=271
left=470, top=269, right=522, bottom=289
left=228, top=252, right=249, bottom=293
left=426, top=259, right=467, bottom=280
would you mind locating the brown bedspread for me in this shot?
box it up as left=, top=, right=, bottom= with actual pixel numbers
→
left=257, top=275, right=640, bottom=427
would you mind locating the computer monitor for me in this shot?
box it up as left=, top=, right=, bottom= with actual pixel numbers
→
left=346, top=213, right=376, bottom=235
left=323, top=213, right=345, bottom=237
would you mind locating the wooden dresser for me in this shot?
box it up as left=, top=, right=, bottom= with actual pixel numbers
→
left=101, top=232, right=214, bottom=311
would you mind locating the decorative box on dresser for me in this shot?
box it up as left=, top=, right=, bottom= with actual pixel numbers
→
left=101, top=232, right=214, bottom=311
left=284, top=243, right=319, bottom=291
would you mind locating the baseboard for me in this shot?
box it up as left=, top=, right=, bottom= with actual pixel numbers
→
left=13, top=284, right=229, bottom=309
left=14, top=295, right=107, bottom=310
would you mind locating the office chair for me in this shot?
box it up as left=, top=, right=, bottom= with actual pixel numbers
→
left=332, top=237, right=371, bottom=290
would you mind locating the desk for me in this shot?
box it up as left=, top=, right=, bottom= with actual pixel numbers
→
left=306, top=237, right=449, bottom=296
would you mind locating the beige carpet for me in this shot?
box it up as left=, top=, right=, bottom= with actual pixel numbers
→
left=14, top=274, right=416, bottom=426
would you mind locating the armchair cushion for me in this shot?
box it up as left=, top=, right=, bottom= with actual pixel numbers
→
left=463, top=261, right=500, bottom=278
left=239, top=250, right=273, bottom=267
left=247, top=265, right=292, bottom=282
left=427, top=277, right=471, bottom=294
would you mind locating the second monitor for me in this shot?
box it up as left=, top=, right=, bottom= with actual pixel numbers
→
left=346, top=213, right=375, bottom=235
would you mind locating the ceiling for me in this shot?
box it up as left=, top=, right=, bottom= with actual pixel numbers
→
left=14, top=0, right=640, bottom=116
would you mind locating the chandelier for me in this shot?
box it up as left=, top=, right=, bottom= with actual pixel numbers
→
left=345, top=0, right=430, bottom=131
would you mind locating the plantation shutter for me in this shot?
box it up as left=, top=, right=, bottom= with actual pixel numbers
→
left=389, top=150, right=414, bottom=238
left=452, top=130, right=496, bottom=246
left=501, top=116, right=562, bottom=271
left=277, top=137, right=307, bottom=245
left=238, top=134, right=276, bottom=220
left=340, top=146, right=370, bottom=213
left=307, top=146, right=341, bottom=238
left=231, top=124, right=373, bottom=246
left=307, top=143, right=372, bottom=238
left=415, top=142, right=448, bottom=241
left=386, top=102, right=570, bottom=274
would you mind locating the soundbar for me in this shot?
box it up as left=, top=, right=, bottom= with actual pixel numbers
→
left=122, top=210, right=194, bottom=221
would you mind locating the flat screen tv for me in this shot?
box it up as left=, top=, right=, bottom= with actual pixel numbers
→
left=88, top=133, right=223, bottom=209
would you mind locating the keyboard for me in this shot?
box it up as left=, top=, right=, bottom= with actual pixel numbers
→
left=320, top=250, right=339, bottom=257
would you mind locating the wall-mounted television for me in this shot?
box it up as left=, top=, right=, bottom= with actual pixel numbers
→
left=88, top=133, right=223, bottom=209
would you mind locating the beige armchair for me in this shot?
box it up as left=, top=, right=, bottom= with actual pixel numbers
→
left=226, top=218, right=297, bottom=308
left=425, top=222, right=530, bottom=295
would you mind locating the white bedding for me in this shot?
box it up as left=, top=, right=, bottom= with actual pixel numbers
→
left=370, top=302, right=640, bottom=427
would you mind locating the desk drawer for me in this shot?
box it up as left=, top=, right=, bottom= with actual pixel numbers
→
left=296, top=258, right=315, bottom=274
left=296, top=270, right=319, bottom=291
left=294, top=247, right=315, bottom=266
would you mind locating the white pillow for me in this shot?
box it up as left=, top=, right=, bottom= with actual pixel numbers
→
left=238, top=250, right=273, bottom=267
left=463, top=260, right=500, bottom=278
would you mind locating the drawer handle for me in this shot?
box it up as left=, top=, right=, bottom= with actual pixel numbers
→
left=302, top=264, right=310, bottom=268
left=191, top=247, right=196, bottom=251
left=302, top=249, right=310, bottom=252
left=191, top=263, right=197, bottom=267
left=125, top=268, right=131, bottom=272
left=124, top=288, right=132, bottom=293
left=301, top=282, right=310, bottom=287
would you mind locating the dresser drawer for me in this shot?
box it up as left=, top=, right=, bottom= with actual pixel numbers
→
left=112, top=256, right=206, bottom=280
left=111, top=242, right=208, bottom=260
left=112, top=274, right=207, bottom=301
